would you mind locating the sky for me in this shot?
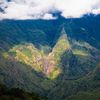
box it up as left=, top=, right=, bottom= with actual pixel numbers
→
left=0, top=0, right=100, bottom=20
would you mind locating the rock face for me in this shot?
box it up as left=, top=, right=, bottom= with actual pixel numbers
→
left=0, top=16, right=100, bottom=100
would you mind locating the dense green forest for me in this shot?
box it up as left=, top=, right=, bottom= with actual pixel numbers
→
left=0, top=83, right=47, bottom=100
left=0, top=15, right=100, bottom=100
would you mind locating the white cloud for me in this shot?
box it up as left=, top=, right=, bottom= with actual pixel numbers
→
left=42, top=13, right=56, bottom=20
left=0, top=0, right=100, bottom=20
left=92, top=8, right=100, bottom=14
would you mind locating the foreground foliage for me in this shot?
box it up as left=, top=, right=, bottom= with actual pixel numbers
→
left=0, top=84, right=47, bottom=100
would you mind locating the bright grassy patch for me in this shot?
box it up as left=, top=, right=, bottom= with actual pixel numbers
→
left=73, top=49, right=88, bottom=56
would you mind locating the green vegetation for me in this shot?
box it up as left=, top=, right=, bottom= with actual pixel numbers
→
left=73, top=49, right=88, bottom=56
left=0, top=84, right=47, bottom=100
left=69, top=91, right=100, bottom=100
left=7, top=42, right=61, bottom=80
left=0, top=19, right=100, bottom=100
left=52, top=28, right=70, bottom=63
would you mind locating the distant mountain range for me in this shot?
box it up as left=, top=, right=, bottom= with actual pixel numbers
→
left=0, top=15, right=100, bottom=100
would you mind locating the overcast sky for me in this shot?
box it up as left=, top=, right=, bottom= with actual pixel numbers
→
left=0, top=0, right=100, bottom=20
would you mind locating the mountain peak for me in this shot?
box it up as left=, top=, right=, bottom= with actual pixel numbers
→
left=58, top=27, right=71, bottom=49
left=51, top=27, right=71, bottom=64
left=61, top=27, right=66, bottom=35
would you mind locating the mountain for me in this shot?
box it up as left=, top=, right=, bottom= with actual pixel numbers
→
left=0, top=15, right=100, bottom=100
left=0, top=83, right=47, bottom=100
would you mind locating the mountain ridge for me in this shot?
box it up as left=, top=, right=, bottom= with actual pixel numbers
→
left=0, top=16, right=100, bottom=100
